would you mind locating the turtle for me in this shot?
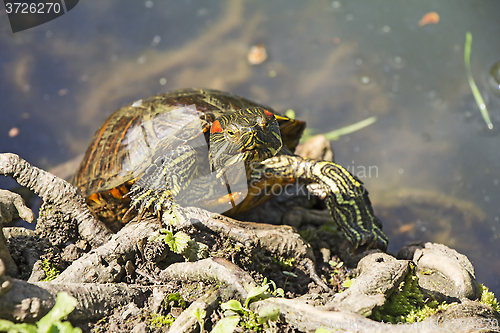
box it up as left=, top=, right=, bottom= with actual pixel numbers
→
left=72, top=88, right=388, bottom=250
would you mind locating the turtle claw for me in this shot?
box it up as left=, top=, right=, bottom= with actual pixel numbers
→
left=127, top=185, right=175, bottom=222
left=306, top=183, right=328, bottom=199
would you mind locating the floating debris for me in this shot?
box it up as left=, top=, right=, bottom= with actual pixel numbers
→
left=464, top=32, right=493, bottom=129
left=418, top=12, right=440, bottom=27
left=151, top=35, right=161, bottom=47
left=58, top=88, right=68, bottom=96
left=398, top=223, right=415, bottom=234
left=9, top=127, right=19, bottom=138
left=247, top=44, right=267, bottom=65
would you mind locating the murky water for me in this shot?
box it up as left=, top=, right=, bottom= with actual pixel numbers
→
left=1, top=0, right=500, bottom=294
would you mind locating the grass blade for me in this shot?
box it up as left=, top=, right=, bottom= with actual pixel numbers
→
left=300, top=116, right=377, bottom=142
left=464, top=32, right=493, bottom=129
left=322, top=116, right=378, bottom=140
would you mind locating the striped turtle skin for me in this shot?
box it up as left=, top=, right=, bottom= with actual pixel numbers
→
left=72, top=88, right=388, bottom=250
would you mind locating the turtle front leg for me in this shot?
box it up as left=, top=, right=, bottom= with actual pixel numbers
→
left=253, top=155, right=388, bottom=251
left=127, top=145, right=198, bottom=222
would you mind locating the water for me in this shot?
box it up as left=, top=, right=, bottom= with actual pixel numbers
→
left=1, top=0, right=499, bottom=294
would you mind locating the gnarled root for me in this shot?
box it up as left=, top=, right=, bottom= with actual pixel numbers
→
left=0, top=153, right=111, bottom=248
left=0, top=258, right=166, bottom=323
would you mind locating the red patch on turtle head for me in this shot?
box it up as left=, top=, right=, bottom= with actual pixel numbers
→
left=263, top=109, right=274, bottom=119
left=210, top=120, right=223, bottom=133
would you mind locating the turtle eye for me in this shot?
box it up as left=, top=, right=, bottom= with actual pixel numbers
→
left=225, top=126, right=240, bottom=142
left=256, top=115, right=269, bottom=129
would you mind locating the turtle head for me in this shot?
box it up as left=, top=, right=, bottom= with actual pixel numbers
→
left=209, top=107, right=283, bottom=175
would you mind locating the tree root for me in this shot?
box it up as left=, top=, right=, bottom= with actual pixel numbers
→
left=399, top=242, right=479, bottom=302
left=177, top=207, right=330, bottom=291
left=0, top=153, right=111, bottom=248
left=0, top=189, right=35, bottom=277
left=251, top=297, right=494, bottom=333
left=0, top=258, right=165, bottom=323
left=52, top=219, right=159, bottom=283
left=160, top=257, right=257, bottom=301
left=168, top=288, right=220, bottom=333
left=324, top=252, right=410, bottom=315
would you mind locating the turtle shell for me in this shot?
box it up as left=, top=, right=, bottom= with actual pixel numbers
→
left=73, top=88, right=305, bottom=230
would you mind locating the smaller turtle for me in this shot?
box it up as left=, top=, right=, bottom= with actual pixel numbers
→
left=73, top=88, right=388, bottom=250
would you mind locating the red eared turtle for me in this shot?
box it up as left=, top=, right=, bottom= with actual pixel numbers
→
left=73, top=88, right=388, bottom=250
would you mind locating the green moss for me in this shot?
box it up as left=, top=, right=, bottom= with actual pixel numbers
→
left=270, top=255, right=295, bottom=271
left=370, top=265, right=452, bottom=324
left=144, top=293, right=187, bottom=329
left=371, top=270, right=500, bottom=324
left=149, top=313, right=175, bottom=328
left=165, top=292, right=187, bottom=309
left=478, top=283, right=500, bottom=312
left=238, top=309, right=263, bottom=332
left=41, top=259, right=60, bottom=281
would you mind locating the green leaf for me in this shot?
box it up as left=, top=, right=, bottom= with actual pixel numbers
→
left=282, top=271, right=297, bottom=278
left=268, top=279, right=277, bottom=292
left=182, top=241, right=209, bottom=261
left=190, top=308, right=206, bottom=332
left=54, top=321, right=83, bottom=333
left=37, top=292, right=79, bottom=333
left=210, top=316, right=240, bottom=333
left=0, top=320, right=15, bottom=331
left=191, top=307, right=206, bottom=321
left=329, top=260, right=343, bottom=269
left=165, top=231, right=191, bottom=254
left=245, top=285, right=269, bottom=307
left=0, top=322, right=38, bottom=333
left=342, top=277, right=355, bottom=289
left=221, top=300, right=243, bottom=312
left=0, top=320, right=38, bottom=333
left=274, top=288, right=285, bottom=298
